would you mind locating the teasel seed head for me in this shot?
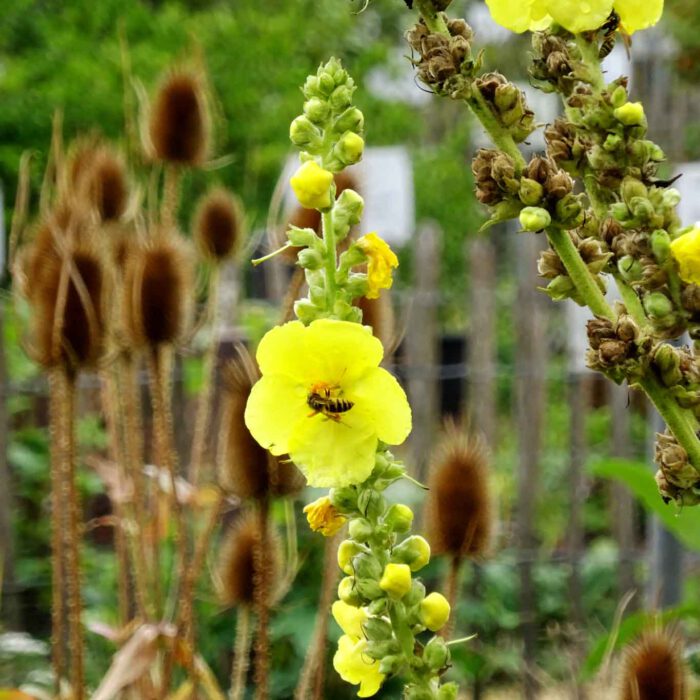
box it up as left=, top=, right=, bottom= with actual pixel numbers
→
left=123, top=231, right=194, bottom=347
left=148, top=70, right=211, bottom=167
left=193, top=187, right=243, bottom=262
left=218, top=354, right=303, bottom=500
left=27, top=236, right=107, bottom=374
left=424, top=421, right=493, bottom=559
left=84, top=145, right=129, bottom=223
left=217, top=512, right=281, bottom=608
left=619, top=630, right=686, bottom=700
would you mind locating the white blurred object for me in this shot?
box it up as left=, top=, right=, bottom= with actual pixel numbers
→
left=674, top=162, right=700, bottom=227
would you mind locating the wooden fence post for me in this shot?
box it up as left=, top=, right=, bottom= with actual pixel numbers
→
left=406, top=222, right=441, bottom=482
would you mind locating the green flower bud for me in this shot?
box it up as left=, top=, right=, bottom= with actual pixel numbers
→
left=621, top=177, right=647, bottom=208
left=333, top=299, right=363, bottom=323
left=363, top=617, right=394, bottom=642
left=344, top=273, right=369, bottom=299
left=335, top=132, right=365, bottom=166
left=365, top=639, right=400, bottom=661
left=614, top=101, right=646, bottom=127
left=334, top=188, right=364, bottom=227
left=354, top=577, right=384, bottom=600
left=404, top=578, right=426, bottom=607
left=393, top=535, right=431, bottom=571
left=352, top=552, right=383, bottom=580
left=630, top=196, right=655, bottom=222
left=357, top=489, right=386, bottom=521
left=338, top=576, right=362, bottom=606
left=555, top=194, right=583, bottom=227
left=330, top=85, right=353, bottom=111
left=644, top=292, right=673, bottom=319
left=289, top=115, right=320, bottom=148
left=302, top=75, right=322, bottom=98
left=519, top=206, right=551, bottom=232
left=617, top=255, right=643, bottom=282
left=297, top=248, right=323, bottom=270
left=603, top=133, right=622, bottom=152
left=308, top=284, right=326, bottom=307
left=348, top=518, right=373, bottom=542
left=334, top=107, right=365, bottom=134
left=405, top=686, right=433, bottom=700
left=294, top=299, right=322, bottom=323
left=437, top=683, right=459, bottom=700
left=303, top=98, right=330, bottom=124
left=423, top=636, right=449, bottom=671
left=384, top=504, right=414, bottom=534
left=368, top=598, right=387, bottom=616
left=610, top=84, right=628, bottom=108
left=518, top=178, right=544, bottom=206
left=651, top=229, right=671, bottom=263
left=286, top=226, right=318, bottom=248
left=337, top=540, right=364, bottom=575
left=493, top=82, right=520, bottom=112
left=663, top=188, right=682, bottom=208
left=329, top=487, right=358, bottom=513
left=379, top=654, right=404, bottom=676
left=319, top=72, right=335, bottom=96
left=544, top=275, right=575, bottom=302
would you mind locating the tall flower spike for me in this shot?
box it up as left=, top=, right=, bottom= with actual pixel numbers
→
left=424, top=422, right=493, bottom=558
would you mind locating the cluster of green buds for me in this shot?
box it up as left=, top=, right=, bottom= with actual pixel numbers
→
left=329, top=452, right=458, bottom=699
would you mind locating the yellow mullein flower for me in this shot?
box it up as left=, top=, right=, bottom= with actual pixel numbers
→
left=547, top=0, right=613, bottom=33
left=379, top=562, right=412, bottom=599
left=614, top=0, right=663, bottom=35
left=420, top=592, right=451, bottom=632
left=244, top=319, right=412, bottom=488
left=356, top=232, right=399, bottom=299
left=484, top=0, right=552, bottom=33
left=670, top=226, right=700, bottom=285
left=303, top=496, right=347, bottom=536
left=290, top=160, right=334, bottom=210
left=332, top=601, right=385, bottom=697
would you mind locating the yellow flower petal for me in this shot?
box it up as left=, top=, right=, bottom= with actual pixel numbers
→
left=614, top=0, right=663, bottom=34
left=670, top=226, right=700, bottom=285
left=347, top=367, right=412, bottom=446
left=290, top=160, right=334, bottom=210
left=287, top=409, right=378, bottom=487
left=255, top=321, right=311, bottom=381
left=333, top=635, right=385, bottom=697
left=332, top=600, right=368, bottom=638
left=547, top=0, right=613, bottom=33
left=244, top=374, right=307, bottom=456
left=304, top=496, right=347, bottom=536
left=485, top=0, right=552, bottom=33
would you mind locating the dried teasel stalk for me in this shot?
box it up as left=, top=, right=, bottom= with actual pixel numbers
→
left=619, top=630, right=686, bottom=700
left=424, top=421, right=494, bottom=637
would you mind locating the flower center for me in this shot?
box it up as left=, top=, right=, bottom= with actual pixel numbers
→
left=307, top=382, right=354, bottom=418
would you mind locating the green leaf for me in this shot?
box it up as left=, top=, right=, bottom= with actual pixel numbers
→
left=588, top=457, right=700, bottom=551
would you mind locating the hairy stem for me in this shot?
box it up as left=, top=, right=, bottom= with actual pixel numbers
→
left=230, top=606, right=252, bottom=700
left=322, top=206, right=337, bottom=312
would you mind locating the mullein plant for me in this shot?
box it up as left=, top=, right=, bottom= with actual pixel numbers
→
left=397, top=0, right=700, bottom=509
left=245, top=59, right=459, bottom=699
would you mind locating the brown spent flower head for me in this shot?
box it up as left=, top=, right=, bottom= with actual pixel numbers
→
left=193, top=187, right=243, bottom=262
left=27, top=236, right=106, bottom=374
left=217, top=512, right=282, bottom=608
left=218, top=355, right=303, bottom=500
left=149, top=70, right=210, bottom=166
left=619, top=630, right=686, bottom=700
left=84, top=146, right=129, bottom=222
left=424, top=422, right=493, bottom=558
left=123, top=232, right=194, bottom=347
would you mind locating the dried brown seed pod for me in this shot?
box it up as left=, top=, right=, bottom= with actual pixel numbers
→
left=86, top=146, right=129, bottom=222
left=193, top=187, right=242, bottom=262
left=149, top=71, right=210, bottom=166
left=619, top=630, right=686, bottom=700
left=217, top=512, right=281, bottom=608
left=218, top=355, right=303, bottom=499
left=424, top=422, right=493, bottom=558
left=123, top=232, right=193, bottom=347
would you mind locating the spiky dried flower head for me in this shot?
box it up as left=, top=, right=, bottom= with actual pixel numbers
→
left=149, top=70, right=211, bottom=166
left=218, top=354, right=303, bottom=500
left=216, top=511, right=281, bottom=608
left=424, top=422, right=493, bottom=559
left=84, top=146, right=129, bottom=223
left=26, top=232, right=107, bottom=374
left=619, top=630, right=686, bottom=700
left=123, top=231, right=194, bottom=347
left=193, top=187, right=243, bottom=262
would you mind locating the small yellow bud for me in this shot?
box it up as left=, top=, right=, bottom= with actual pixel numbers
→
left=379, top=563, right=412, bottom=599
left=384, top=504, right=414, bottom=533
left=290, top=160, right=334, bottom=210
left=614, top=102, right=646, bottom=127
left=338, top=576, right=361, bottom=606
left=303, top=496, right=347, bottom=536
left=519, top=206, right=551, bottom=232
left=336, top=132, right=365, bottom=166
left=671, top=226, right=700, bottom=285
left=420, top=592, right=451, bottom=632
left=338, top=539, right=363, bottom=575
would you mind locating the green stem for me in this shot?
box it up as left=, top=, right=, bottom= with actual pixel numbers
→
left=546, top=226, right=614, bottom=320
left=575, top=35, right=606, bottom=93
left=615, top=278, right=648, bottom=328
left=414, top=0, right=448, bottom=33
left=322, top=207, right=337, bottom=312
